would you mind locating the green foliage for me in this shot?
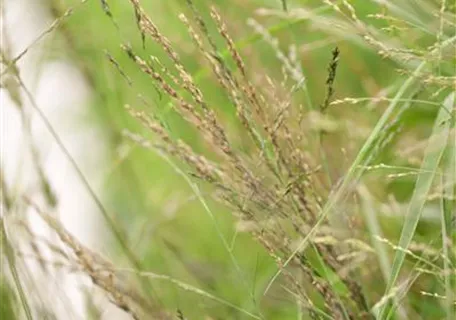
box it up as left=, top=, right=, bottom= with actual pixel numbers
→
left=3, top=0, right=455, bottom=319
left=0, top=278, right=18, bottom=320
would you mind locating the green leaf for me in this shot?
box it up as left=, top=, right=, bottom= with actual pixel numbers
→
left=441, top=92, right=455, bottom=320
left=377, top=92, right=454, bottom=319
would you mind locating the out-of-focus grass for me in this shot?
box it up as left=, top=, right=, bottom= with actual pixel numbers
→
left=5, top=0, right=454, bottom=318
left=0, top=278, right=18, bottom=320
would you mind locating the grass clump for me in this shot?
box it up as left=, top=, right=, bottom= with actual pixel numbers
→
left=1, top=0, right=455, bottom=319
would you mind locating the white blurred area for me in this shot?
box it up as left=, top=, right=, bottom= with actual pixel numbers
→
left=1, top=0, right=127, bottom=318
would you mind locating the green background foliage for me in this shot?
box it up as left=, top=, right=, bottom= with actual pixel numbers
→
left=6, top=0, right=454, bottom=318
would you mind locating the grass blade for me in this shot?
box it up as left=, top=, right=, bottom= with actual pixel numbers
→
left=441, top=92, right=455, bottom=320
left=0, top=219, right=33, bottom=320
left=358, top=185, right=392, bottom=283
left=376, top=92, right=454, bottom=319
left=118, top=268, right=261, bottom=319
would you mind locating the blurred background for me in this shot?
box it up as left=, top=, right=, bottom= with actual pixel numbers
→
left=1, top=0, right=454, bottom=319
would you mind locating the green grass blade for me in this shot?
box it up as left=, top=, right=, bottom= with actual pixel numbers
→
left=359, top=185, right=407, bottom=319
left=146, top=142, right=262, bottom=317
left=441, top=92, right=455, bottom=320
left=358, top=184, right=392, bottom=283
left=376, top=92, right=454, bottom=319
left=129, top=269, right=262, bottom=319
left=0, top=219, right=33, bottom=320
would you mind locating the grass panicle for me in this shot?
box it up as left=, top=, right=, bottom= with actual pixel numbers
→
left=2, top=0, right=455, bottom=319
